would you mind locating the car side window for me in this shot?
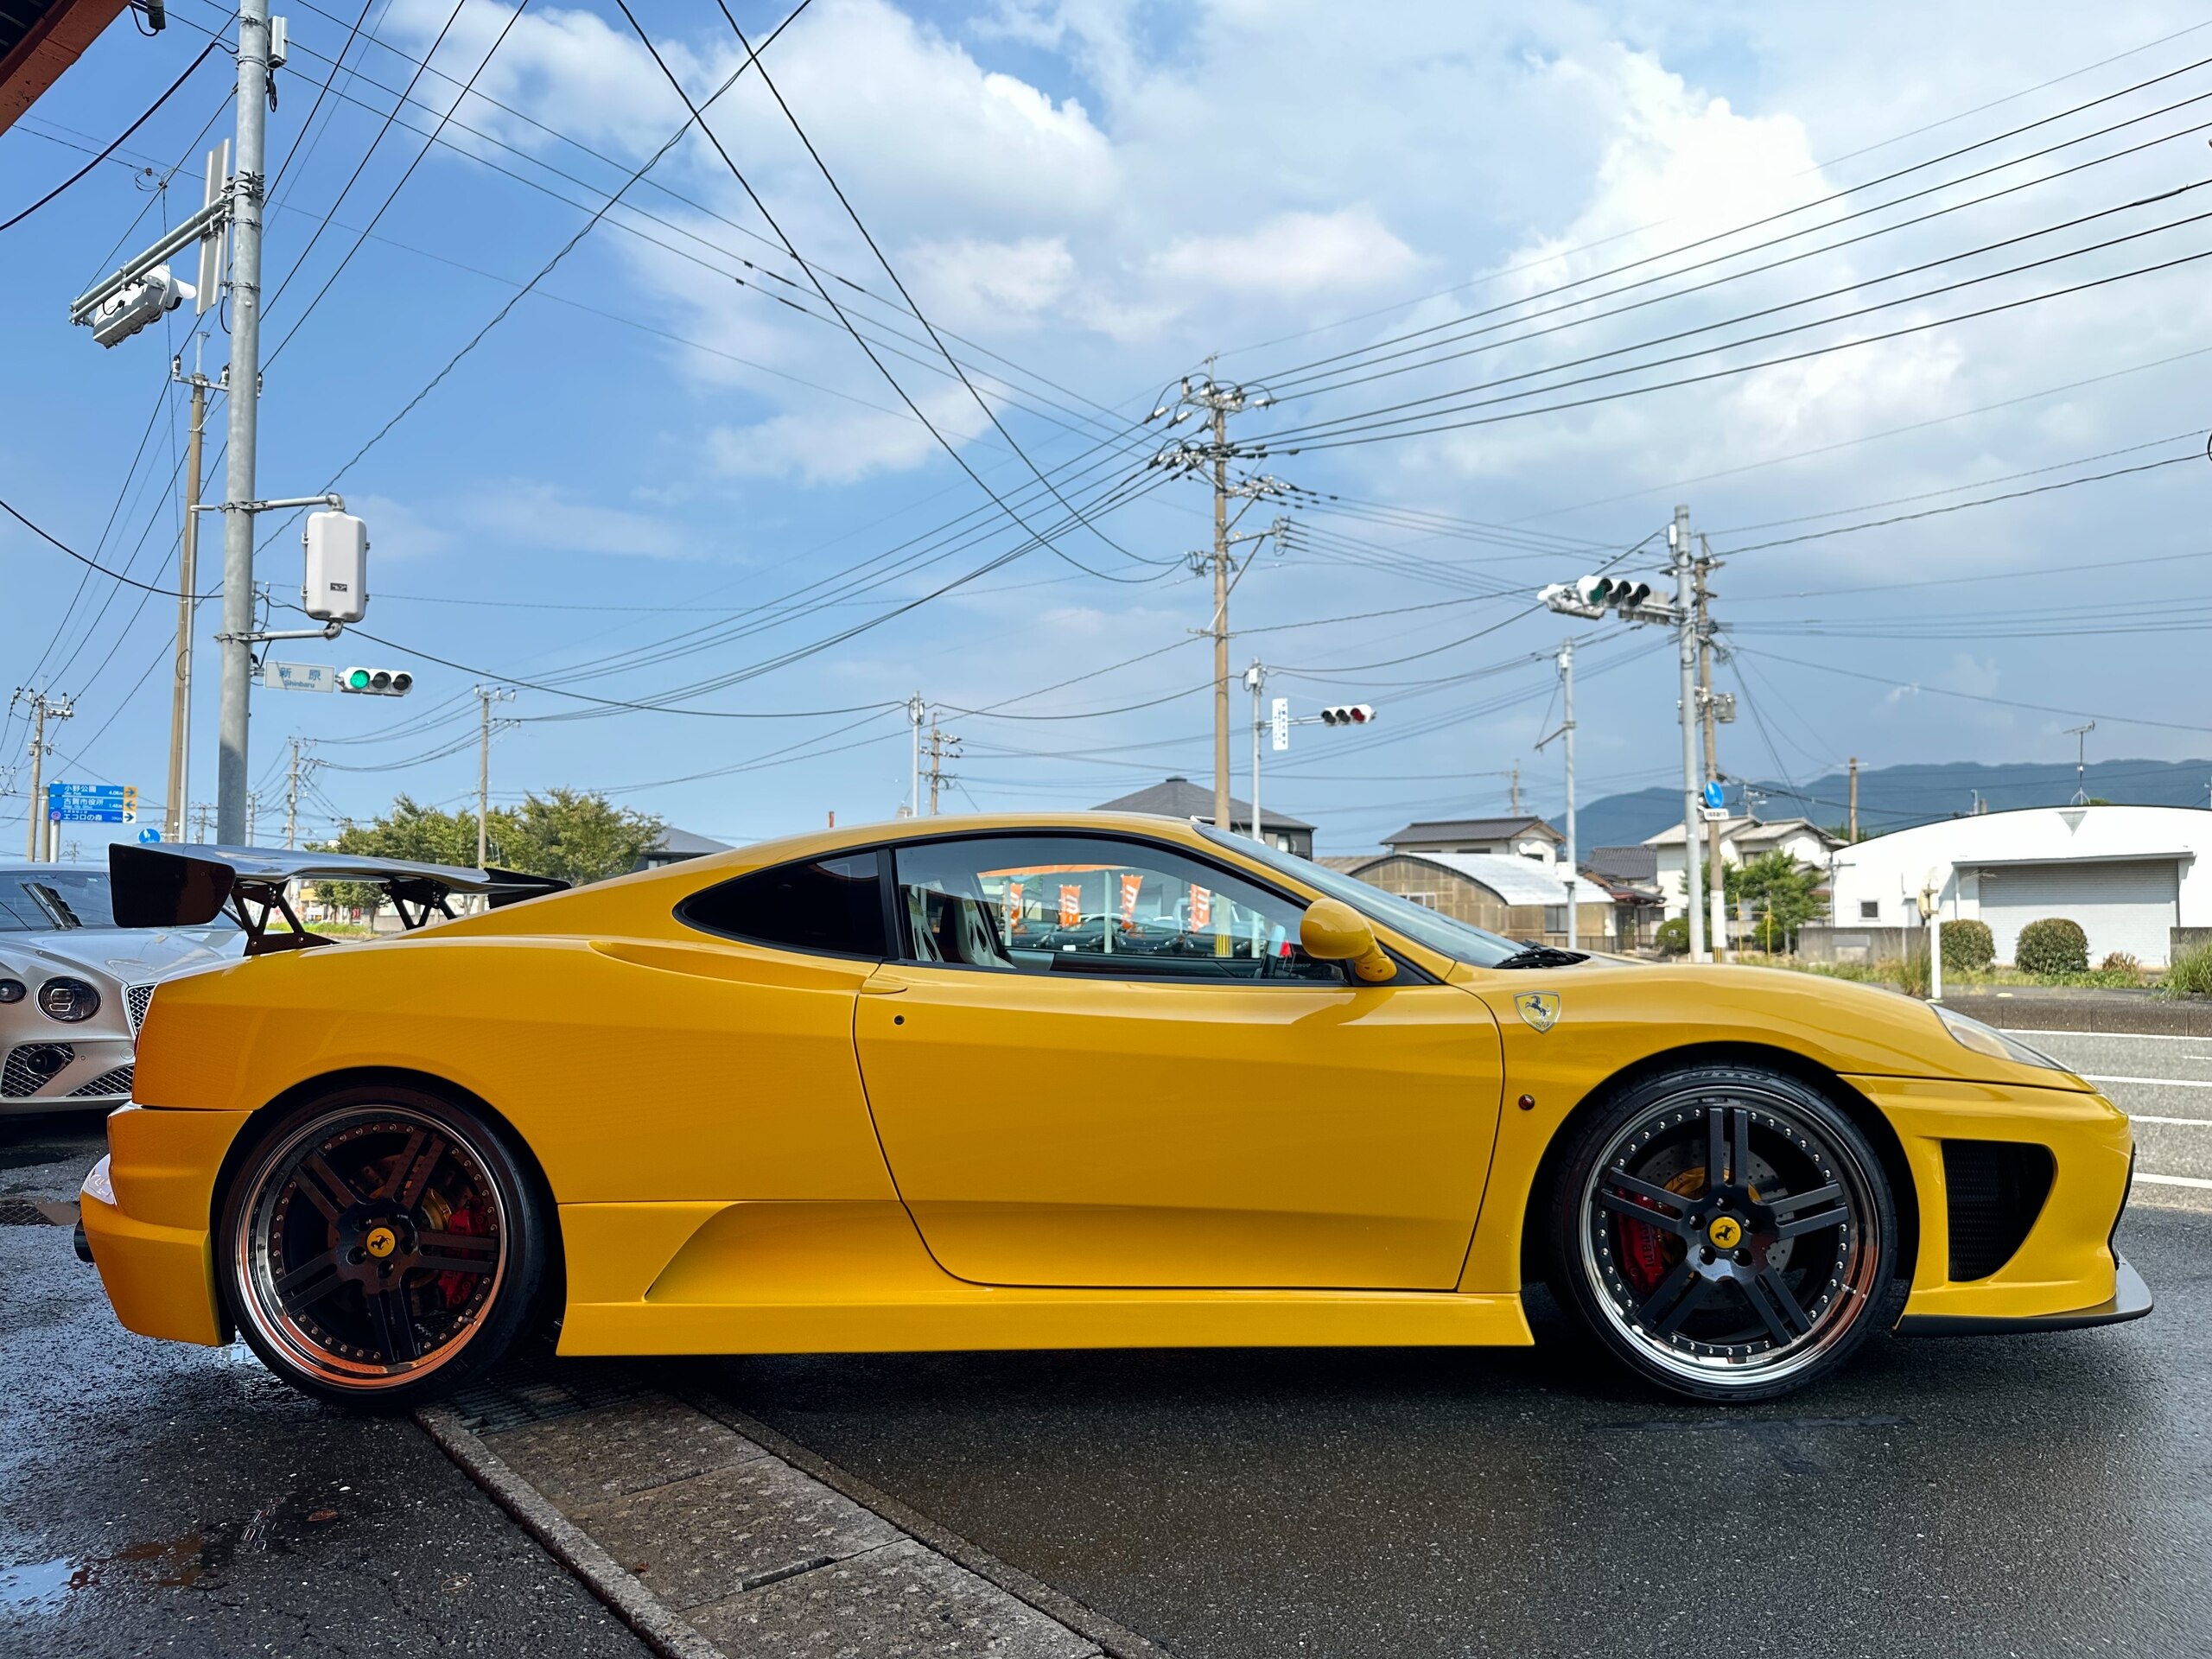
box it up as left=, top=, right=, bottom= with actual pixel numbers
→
left=889, top=835, right=1341, bottom=982
left=678, top=850, right=887, bottom=958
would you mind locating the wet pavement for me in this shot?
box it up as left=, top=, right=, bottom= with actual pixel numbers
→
left=0, top=1113, right=649, bottom=1658
left=713, top=1205, right=2212, bottom=1658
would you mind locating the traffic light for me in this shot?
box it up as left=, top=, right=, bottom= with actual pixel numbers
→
left=1319, top=704, right=1376, bottom=726
left=90, top=264, right=194, bottom=348
left=1540, top=575, right=1664, bottom=620
left=340, top=666, right=414, bottom=696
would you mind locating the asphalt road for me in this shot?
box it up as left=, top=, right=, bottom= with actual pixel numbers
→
left=2020, top=1028, right=2212, bottom=1201
left=0, top=1112, right=650, bottom=1658
left=719, top=1204, right=2209, bottom=1658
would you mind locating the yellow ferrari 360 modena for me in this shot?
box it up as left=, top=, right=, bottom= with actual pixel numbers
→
left=78, top=815, right=2147, bottom=1408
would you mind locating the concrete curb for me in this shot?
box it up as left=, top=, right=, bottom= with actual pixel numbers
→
left=677, top=1382, right=1172, bottom=1659
left=416, top=1402, right=728, bottom=1659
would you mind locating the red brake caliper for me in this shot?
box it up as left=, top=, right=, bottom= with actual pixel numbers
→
left=1616, top=1168, right=1706, bottom=1297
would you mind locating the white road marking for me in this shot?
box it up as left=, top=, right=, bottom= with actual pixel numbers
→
left=2136, top=1172, right=2212, bottom=1189
left=2005, top=1028, right=2212, bottom=1044
left=2084, top=1074, right=2212, bottom=1089
left=2125, top=1115, right=2212, bottom=1127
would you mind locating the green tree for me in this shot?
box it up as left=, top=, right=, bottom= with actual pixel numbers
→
left=321, top=795, right=509, bottom=911
left=498, top=788, right=663, bottom=886
left=1723, top=850, right=1825, bottom=954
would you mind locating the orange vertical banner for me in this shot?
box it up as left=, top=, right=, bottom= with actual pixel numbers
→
left=1058, top=884, right=1083, bottom=927
left=1119, top=872, right=1142, bottom=926
left=1007, top=880, right=1025, bottom=933
left=1189, top=884, right=1211, bottom=928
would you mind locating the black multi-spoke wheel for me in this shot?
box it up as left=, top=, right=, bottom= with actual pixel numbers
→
left=220, top=1086, right=547, bottom=1408
left=1548, top=1065, right=1906, bottom=1402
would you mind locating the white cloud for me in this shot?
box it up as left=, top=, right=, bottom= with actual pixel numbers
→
left=456, top=482, right=692, bottom=560
left=1151, top=209, right=1420, bottom=300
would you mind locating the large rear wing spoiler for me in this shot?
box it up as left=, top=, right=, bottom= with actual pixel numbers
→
left=110, top=843, right=568, bottom=954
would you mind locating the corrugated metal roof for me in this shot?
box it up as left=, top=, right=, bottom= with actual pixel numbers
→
left=1383, top=816, right=1560, bottom=846
left=1092, top=776, right=1314, bottom=832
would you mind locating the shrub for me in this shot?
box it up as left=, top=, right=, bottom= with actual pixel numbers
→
left=1883, top=950, right=1931, bottom=1000
left=2101, top=951, right=2140, bottom=974
left=2166, top=944, right=2212, bottom=996
left=1941, top=918, right=1994, bottom=972
left=1654, top=916, right=1690, bottom=956
left=2014, top=917, right=2089, bottom=975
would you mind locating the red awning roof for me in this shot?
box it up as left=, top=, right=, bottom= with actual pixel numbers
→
left=2, top=0, right=134, bottom=137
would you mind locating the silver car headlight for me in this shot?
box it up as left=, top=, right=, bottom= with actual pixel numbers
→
left=1933, top=1004, right=2067, bottom=1072
left=37, top=976, right=100, bottom=1023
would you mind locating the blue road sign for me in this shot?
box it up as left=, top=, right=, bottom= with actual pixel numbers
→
left=47, top=783, right=137, bottom=823
left=137, top=827, right=163, bottom=843
left=1701, top=780, right=1726, bottom=811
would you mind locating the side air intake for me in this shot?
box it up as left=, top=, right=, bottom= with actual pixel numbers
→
left=1942, top=1140, right=2056, bottom=1281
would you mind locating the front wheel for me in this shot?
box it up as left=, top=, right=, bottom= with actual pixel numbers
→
left=1548, top=1065, right=1907, bottom=1403
left=219, top=1085, right=548, bottom=1408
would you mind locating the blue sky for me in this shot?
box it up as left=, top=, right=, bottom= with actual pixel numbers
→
left=7, top=0, right=2212, bottom=857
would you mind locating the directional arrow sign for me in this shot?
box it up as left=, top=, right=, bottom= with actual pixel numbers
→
left=48, top=783, right=137, bottom=823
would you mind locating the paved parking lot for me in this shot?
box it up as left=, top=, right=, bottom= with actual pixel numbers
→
left=2017, top=1028, right=2212, bottom=1201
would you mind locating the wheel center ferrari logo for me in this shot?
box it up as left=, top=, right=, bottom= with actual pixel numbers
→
left=1515, top=992, right=1561, bottom=1033
left=1707, top=1215, right=1744, bottom=1249
left=364, top=1225, right=397, bottom=1260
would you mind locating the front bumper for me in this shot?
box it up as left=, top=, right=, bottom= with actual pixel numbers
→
left=1, top=1034, right=136, bottom=1112
left=76, top=1104, right=251, bottom=1347
left=1850, top=1073, right=2144, bottom=1331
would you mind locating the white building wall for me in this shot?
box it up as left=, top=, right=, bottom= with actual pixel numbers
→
left=1824, top=804, right=2212, bottom=967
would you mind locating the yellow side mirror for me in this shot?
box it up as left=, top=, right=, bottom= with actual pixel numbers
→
left=1299, top=899, right=1397, bottom=983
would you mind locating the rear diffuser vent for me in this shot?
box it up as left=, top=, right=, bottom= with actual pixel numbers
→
left=1942, top=1140, right=2056, bottom=1281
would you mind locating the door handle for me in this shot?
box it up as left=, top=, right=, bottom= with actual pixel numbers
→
left=858, top=976, right=910, bottom=995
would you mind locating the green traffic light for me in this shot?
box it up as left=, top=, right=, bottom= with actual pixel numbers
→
left=346, top=670, right=371, bottom=690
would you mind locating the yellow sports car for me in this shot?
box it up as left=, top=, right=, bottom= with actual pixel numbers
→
left=78, top=817, right=2146, bottom=1408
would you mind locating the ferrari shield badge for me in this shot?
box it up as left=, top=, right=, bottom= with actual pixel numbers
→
left=1515, top=991, right=1561, bottom=1033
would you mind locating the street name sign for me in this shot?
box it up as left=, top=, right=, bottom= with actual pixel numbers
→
left=264, top=660, right=339, bottom=693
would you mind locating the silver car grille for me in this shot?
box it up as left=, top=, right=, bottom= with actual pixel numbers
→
left=2, top=1044, right=74, bottom=1098
left=67, top=1065, right=135, bottom=1099
left=125, top=984, right=156, bottom=1036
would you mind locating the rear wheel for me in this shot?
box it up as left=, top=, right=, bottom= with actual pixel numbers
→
left=1548, top=1065, right=1906, bottom=1402
left=219, top=1084, right=546, bottom=1408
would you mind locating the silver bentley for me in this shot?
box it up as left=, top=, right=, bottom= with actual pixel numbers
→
left=0, top=860, right=243, bottom=1114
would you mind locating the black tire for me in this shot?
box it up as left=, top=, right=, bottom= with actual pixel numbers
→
left=1546, top=1063, right=1907, bottom=1403
left=218, top=1084, right=548, bottom=1410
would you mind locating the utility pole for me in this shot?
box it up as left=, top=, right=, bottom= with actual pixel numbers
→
left=905, top=693, right=925, bottom=817
left=925, top=718, right=959, bottom=815
left=1847, top=756, right=1859, bottom=842
left=1694, top=548, right=1728, bottom=962
left=1157, top=372, right=1290, bottom=842
left=1537, top=641, right=1578, bottom=950
left=17, top=693, right=73, bottom=860
left=166, top=143, right=225, bottom=846
left=245, top=790, right=259, bottom=844
left=214, top=0, right=272, bottom=846
left=190, top=802, right=212, bottom=842
left=167, top=344, right=212, bottom=844
left=1245, top=661, right=1266, bottom=846
left=474, top=685, right=515, bottom=867
left=1672, top=505, right=1707, bottom=962
left=282, top=734, right=309, bottom=849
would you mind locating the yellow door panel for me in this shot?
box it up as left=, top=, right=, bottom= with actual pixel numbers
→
left=855, top=966, right=1504, bottom=1289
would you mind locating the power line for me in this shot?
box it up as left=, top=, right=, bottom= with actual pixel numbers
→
left=0, top=38, right=223, bottom=232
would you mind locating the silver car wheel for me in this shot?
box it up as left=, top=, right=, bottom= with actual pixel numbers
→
left=1576, top=1082, right=1885, bottom=1392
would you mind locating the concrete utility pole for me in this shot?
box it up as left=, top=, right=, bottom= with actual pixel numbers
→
left=1672, top=505, right=1707, bottom=962
left=1694, top=549, right=1728, bottom=962
left=474, top=685, right=515, bottom=867
left=1847, top=756, right=1859, bottom=842
left=282, top=734, right=308, bottom=849
left=925, top=718, right=959, bottom=815
left=904, top=693, right=925, bottom=817
left=167, top=344, right=213, bottom=843
left=245, top=791, right=259, bottom=845
left=214, top=0, right=272, bottom=846
left=1244, top=661, right=1266, bottom=847
left=1536, top=640, right=1578, bottom=950
left=190, top=802, right=212, bottom=842
left=1509, top=762, right=1521, bottom=817
left=18, top=693, right=73, bottom=860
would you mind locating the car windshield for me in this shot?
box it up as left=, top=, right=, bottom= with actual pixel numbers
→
left=1196, top=826, right=1525, bottom=967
